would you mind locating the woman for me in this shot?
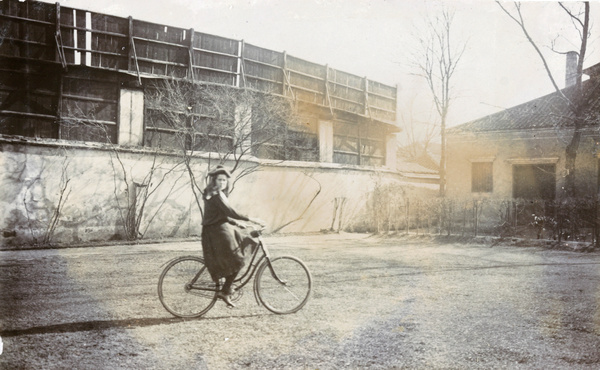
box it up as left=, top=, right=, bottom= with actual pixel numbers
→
left=201, top=165, right=263, bottom=308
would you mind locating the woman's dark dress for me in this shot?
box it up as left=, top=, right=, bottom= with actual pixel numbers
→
left=201, top=191, right=255, bottom=282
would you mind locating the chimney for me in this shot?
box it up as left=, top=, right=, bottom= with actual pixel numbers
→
left=565, top=51, right=578, bottom=87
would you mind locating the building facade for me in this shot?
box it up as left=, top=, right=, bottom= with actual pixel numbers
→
left=0, top=0, right=399, bottom=168
left=0, top=0, right=425, bottom=247
left=446, top=62, right=600, bottom=201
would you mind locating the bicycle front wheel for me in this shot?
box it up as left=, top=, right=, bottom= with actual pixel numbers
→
left=255, top=256, right=312, bottom=314
left=158, top=256, right=217, bottom=318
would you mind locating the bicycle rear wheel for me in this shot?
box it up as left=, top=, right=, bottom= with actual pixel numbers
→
left=255, top=256, right=312, bottom=314
left=158, top=256, right=217, bottom=318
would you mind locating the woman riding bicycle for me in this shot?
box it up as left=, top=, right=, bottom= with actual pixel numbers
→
left=201, top=165, right=264, bottom=308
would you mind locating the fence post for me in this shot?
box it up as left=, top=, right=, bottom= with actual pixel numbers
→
left=330, top=198, right=339, bottom=231
left=473, top=200, right=479, bottom=237
left=406, top=198, right=410, bottom=235
left=438, top=201, right=442, bottom=235
left=462, top=201, right=467, bottom=237
left=337, top=198, right=346, bottom=233
left=595, top=197, right=599, bottom=248
left=386, top=196, right=391, bottom=233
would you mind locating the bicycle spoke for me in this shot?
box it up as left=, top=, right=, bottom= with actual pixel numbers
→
left=158, top=257, right=217, bottom=318
left=256, top=256, right=312, bottom=314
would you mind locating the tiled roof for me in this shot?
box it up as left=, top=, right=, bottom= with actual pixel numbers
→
left=584, top=63, right=600, bottom=78
left=449, top=69, right=600, bottom=134
left=397, top=160, right=438, bottom=175
left=397, top=142, right=440, bottom=171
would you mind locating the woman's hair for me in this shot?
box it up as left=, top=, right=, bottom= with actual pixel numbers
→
left=203, top=174, right=229, bottom=198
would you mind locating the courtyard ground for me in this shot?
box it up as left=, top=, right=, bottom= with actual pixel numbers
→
left=1, top=233, right=600, bottom=369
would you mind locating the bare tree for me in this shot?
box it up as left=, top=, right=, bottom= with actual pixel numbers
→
left=398, top=96, right=439, bottom=162
left=411, top=8, right=467, bottom=197
left=144, top=79, right=302, bottom=213
left=21, top=151, right=72, bottom=246
left=106, top=150, right=184, bottom=240
left=496, top=1, right=592, bottom=197
left=62, top=104, right=183, bottom=241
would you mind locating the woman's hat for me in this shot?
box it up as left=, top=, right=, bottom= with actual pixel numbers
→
left=207, top=165, right=231, bottom=178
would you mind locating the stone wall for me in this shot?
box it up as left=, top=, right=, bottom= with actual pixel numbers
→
left=0, top=138, right=434, bottom=248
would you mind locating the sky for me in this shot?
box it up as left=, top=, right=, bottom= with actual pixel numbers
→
left=41, top=0, right=600, bottom=142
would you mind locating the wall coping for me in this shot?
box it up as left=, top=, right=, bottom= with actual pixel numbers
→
left=448, top=125, right=599, bottom=139
left=505, top=157, right=560, bottom=165
left=0, top=135, right=401, bottom=176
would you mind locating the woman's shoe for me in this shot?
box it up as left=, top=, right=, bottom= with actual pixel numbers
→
left=216, top=292, right=236, bottom=308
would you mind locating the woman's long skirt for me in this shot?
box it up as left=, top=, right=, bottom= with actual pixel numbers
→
left=201, top=222, right=256, bottom=281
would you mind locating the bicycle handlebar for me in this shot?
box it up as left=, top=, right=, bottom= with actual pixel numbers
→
left=249, top=225, right=266, bottom=238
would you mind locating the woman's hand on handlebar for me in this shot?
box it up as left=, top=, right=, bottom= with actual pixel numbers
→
left=249, top=218, right=266, bottom=227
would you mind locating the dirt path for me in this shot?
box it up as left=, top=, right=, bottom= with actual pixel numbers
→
left=1, top=234, right=600, bottom=369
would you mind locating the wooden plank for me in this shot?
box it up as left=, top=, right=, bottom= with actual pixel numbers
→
left=127, top=16, right=133, bottom=71
left=286, top=83, right=322, bottom=95
left=54, top=3, right=60, bottom=65
left=330, top=94, right=364, bottom=105
left=235, top=39, right=241, bottom=87
left=60, top=45, right=124, bottom=57
left=62, top=94, right=117, bottom=104
left=0, top=37, right=49, bottom=47
left=132, top=36, right=188, bottom=49
left=244, top=57, right=282, bottom=70
left=145, top=127, right=181, bottom=134
left=282, top=51, right=288, bottom=96
left=133, top=55, right=187, bottom=67
left=245, top=74, right=283, bottom=84
left=288, top=68, right=325, bottom=81
left=56, top=70, right=63, bottom=138
left=287, top=55, right=325, bottom=77
left=328, top=80, right=365, bottom=93
left=0, top=110, right=56, bottom=120
left=243, top=42, right=284, bottom=65
left=0, top=14, right=53, bottom=26
left=188, top=28, right=194, bottom=80
left=61, top=117, right=117, bottom=126
left=240, top=40, right=246, bottom=87
left=368, top=106, right=396, bottom=114
left=59, top=24, right=127, bottom=38
left=193, top=47, right=238, bottom=59
left=192, top=65, right=237, bottom=75
left=364, top=90, right=396, bottom=100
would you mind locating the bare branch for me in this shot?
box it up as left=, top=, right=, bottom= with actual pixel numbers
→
left=495, top=1, right=576, bottom=111
left=410, top=6, right=466, bottom=196
left=559, top=2, right=585, bottom=28
left=270, top=171, right=322, bottom=233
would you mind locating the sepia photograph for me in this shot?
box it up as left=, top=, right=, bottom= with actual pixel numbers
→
left=1, top=0, right=600, bottom=368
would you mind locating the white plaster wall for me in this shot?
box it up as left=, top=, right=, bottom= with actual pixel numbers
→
left=0, top=140, right=435, bottom=247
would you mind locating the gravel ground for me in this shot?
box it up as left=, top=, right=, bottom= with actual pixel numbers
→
left=1, top=233, right=600, bottom=369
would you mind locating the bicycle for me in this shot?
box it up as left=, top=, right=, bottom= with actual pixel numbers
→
left=157, top=227, right=312, bottom=318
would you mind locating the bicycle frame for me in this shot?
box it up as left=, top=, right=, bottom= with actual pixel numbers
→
left=158, top=228, right=312, bottom=317
left=184, top=232, right=287, bottom=305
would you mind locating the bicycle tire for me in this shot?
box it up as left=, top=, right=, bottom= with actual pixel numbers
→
left=158, top=256, right=217, bottom=318
left=255, top=255, right=312, bottom=314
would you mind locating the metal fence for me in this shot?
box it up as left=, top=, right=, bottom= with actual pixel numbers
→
left=361, top=183, right=599, bottom=246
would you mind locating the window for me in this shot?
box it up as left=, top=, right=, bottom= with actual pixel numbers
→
left=252, top=111, right=319, bottom=162
left=513, top=164, right=556, bottom=200
left=252, top=120, right=318, bottom=161
left=144, top=85, right=234, bottom=152
left=332, top=120, right=385, bottom=166
left=472, top=162, right=493, bottom=193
